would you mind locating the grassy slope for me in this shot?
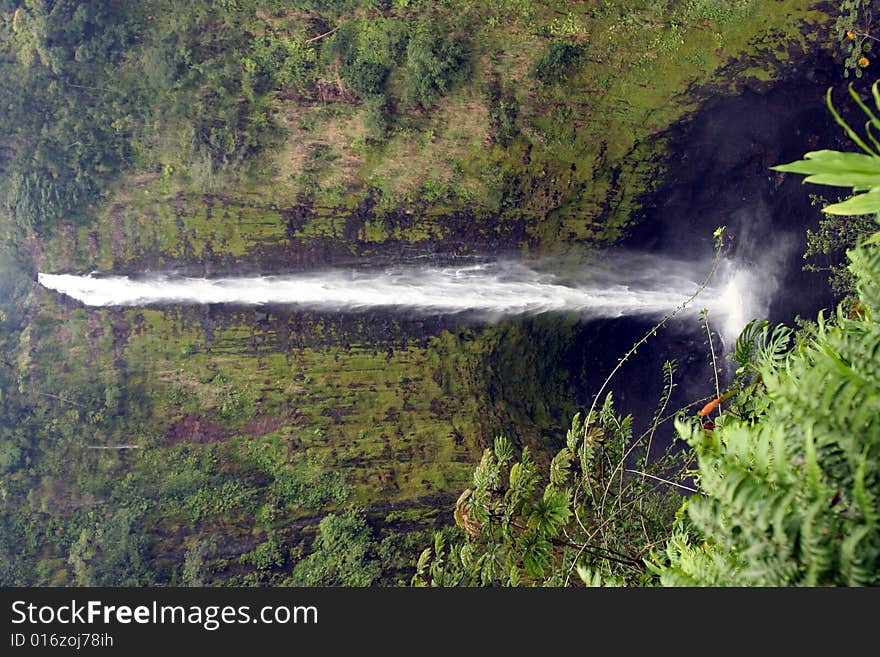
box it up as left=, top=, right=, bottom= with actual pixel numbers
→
left=15, top=0, right=831, bottom=585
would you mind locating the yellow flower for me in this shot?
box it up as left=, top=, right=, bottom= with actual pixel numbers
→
left=859, top=56, right=870, bottom=68
left=847, top=30, right=857, bottom=39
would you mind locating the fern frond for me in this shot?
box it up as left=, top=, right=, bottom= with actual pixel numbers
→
left=566, top=412, right=583, bottom=452
left=849, top=241, right=880, bottom=315
left=549, top=447, right=573, bottom=487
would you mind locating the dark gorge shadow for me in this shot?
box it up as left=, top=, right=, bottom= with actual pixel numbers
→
left=488, top=51, right=855, bottom=443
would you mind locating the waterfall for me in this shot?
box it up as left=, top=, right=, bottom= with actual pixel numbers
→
left=38, top=255, right=770, bottom=347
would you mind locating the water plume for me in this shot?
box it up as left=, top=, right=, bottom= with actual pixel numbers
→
left=38, top=253, right=774, bottom=347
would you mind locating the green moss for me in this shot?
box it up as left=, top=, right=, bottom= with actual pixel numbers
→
left=14, top=0, right=837, bottom=585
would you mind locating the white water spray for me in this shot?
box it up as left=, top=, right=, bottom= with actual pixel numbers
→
left=37, top=256, right=770, bottom=347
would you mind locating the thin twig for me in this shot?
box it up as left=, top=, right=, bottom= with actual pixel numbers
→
left=599, top=413, right=651, bottom=532
left=501, top=511, right=643, bottom=570
left=625, top=469, right=697, bottom=493
left=581, top=238, right=725, bottom=455
left=703, top=311, right=721, bottom=404
left=852, top=29, right=880, bottom=43
left=644, top=361, right=674, bottom=467
left=564, top=472, right=674, bottom=585
left=305, top=26, right=339, bottom=43
left=35, top=391, right=89, bottom=409
left=586, top=480, right=659, bottom=544
left=636, top=534, right=674, bottom=557
left=574, top=235, right=725, bottom=548
left=637, top=394, right=715, bottom=440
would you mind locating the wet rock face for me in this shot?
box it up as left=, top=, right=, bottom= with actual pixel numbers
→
left=118, top=193, right=536, bottom=279
left=81, top=51, right=852, bottom=450
left=498, top=54, right=853, bottom=438
left=629, top=52, right=848, bottom=323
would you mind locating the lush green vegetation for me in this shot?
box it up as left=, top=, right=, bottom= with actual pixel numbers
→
left=1, top=1, right=860, bottom=587
left=417, top=226, right=880, bottom=587
left=416, top=85, right=880, bottom=587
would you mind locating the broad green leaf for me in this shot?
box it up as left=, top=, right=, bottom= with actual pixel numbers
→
left=577, top=564, right=603, bottom=587
left=772, top=150, right=880, bottom=189
left=416, top=547, right=432, bottom=571
left=802, top=173, right=880, bottom=190
left=797, top=149, right=880, bottom=168
left=862, top=231, right=880, bottom=245
left=527, top=485, right=572, bottom=537
left=823, top=189, right=880, bottom=215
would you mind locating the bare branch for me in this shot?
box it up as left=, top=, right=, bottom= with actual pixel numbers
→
left=625, top=469, right=697, bottom=493
left=305, top=26, right=339, bottom=43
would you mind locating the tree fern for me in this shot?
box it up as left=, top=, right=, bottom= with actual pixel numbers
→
left=656, top=229, right=880, bottom=587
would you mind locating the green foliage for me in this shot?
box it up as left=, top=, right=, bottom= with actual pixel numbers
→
left=215, top=383, right=255, bottom=423
left=682, top=0, right=756, bottom=23
left=7, top=172, right=91, bottom=230
left=183, top=479, right=259, bottom=522
left=403, top=18, right=469, bottom=109
left=237, top=436, right=351, bottom=515
left=526, top=485, right=572, bottom=538
left=244, top=533, right=286, bottom=571
left=67, top=506, right=156, bottom=586
left=0, top=1, right=136, bottom=228
left=654, top=86, right=880, bottom=586
left=181, top=537, right=215, bottom=586
left=531, top=41, right=584, bottom=86
left=269, top=462, right=350, bottom=510
left=330, top=19, right=405, bottom=101
left=732, top=319, right=793, bottom=376
left=0, top=2, right=321, bottom=229
left=804, top=195, right=878, bottom=300
left=0, top=511, right=38, bottom=585
left=414, top=399, right=690, bottom=586
left=362, top=97, right=391, bottom=142
left=658, top=243, right=880, bottom=585
left=343, top=58, right=391, bottom=99
left=486, top=79, right=518, bottom=146
left=291, top=509, right=381, bottom=586
left=245, top=31, right=317, bottom=97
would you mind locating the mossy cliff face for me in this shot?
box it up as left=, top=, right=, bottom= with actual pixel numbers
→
left=6, top=1, right=838, bottom=585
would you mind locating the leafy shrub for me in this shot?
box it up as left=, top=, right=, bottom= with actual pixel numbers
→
left=341, top=58, right=390, bottom=99
left=7, top=171, right=92, bottom=229
left=183, top=480, right=259, bottom=522
left=657, top=240, right=880, bottom=585
left=291, top=509, right=381, bottom=586
left=245, top=534, right=286, bottom=571
left=403, top=18, right=469, bottom=108
left=487, top=79, right=518, bottom=146
left=531, top=41, right=584, bottom=86
left=270, top=466, right=350, bottom=509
